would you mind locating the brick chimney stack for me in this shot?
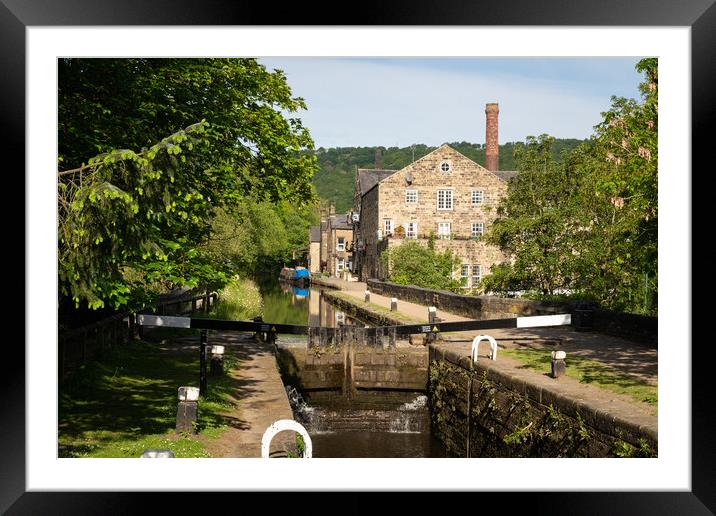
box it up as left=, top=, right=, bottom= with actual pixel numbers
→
left=485, top=103, right=499, bottom=172
left=375, top=147, right=382, bottom=169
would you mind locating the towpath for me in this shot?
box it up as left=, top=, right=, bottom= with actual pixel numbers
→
left=169, top=332, right=297, bottom=458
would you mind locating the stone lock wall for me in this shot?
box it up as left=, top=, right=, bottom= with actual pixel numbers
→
left=275, top=326, right=428, bottom=396
left=428, top=346, right=658, bottom=458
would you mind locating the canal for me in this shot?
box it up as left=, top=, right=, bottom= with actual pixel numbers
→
left=256, top=276, right=447, bottom=458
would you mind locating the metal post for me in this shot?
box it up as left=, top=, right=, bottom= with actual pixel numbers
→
left=199, top=330, right=208, bottom=395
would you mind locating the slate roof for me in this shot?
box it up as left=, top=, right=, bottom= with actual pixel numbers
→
left=309, top=226, right=321, bottom=242
left=494, top=170, right=519, bottom=182
left=330, top=213, right=353, bottom=230
left=356, top=168, right=397, bottom=196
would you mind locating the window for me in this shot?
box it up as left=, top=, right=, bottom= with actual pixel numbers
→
left=460, top=264, right=470, bottom=287
left=472, top=265, right=481, bottom=287
left=406, top=222, right=418, bottom=239
left=405, top=189, right=418, bottom=204
left=437, top=189, right=453, bottom=210
left=471, top=222, right=484, bottom=238
left=438, top=222, right=451, bottom=239
left=337, top=237, right=345, bottom=251
left=471, top=189, right=484, bottom=205
left=337, top=258, right=345, bottom=272
left=439, top=160, right=452, bottom=173
left=384, top=219, right=393, bottom=235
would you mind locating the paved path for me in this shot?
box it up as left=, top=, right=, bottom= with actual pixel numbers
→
left=313, top=276, right=657, bottom=386
left=179, top=332, right=297, bottom=458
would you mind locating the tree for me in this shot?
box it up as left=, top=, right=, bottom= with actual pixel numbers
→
left=58, top=59, right=318, bottom=311
left=483, top=58, right=658, bottom=314
left=203, top=198, right=319, bottom=276
left=381, top=241, right=462, bottom=292
left=59, top=58, right=316, bottom=205
left=482, top=134, right=583, bottom=297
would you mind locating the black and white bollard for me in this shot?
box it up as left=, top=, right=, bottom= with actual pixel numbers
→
left=551, top=350, right=566, bottom=378
left=390, top=297, right=398, bottom=312
left=176, top=386, right=199, bottom=434
left=210, top=345, right=225, bottom=376
left=364, top=290, right=370, bottom=303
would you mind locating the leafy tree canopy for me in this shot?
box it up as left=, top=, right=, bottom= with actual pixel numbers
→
left=58, top=58, right=318, bottom=312
left=483, top=58, right=658, bottom=315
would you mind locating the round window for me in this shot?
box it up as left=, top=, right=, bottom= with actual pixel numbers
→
left=439, top=160, right=452, bottom=173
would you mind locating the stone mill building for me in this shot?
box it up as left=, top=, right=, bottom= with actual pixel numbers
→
left=351, top=103, right=517, bottom=288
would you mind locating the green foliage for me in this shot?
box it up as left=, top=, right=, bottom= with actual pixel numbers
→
left=380, top=241, right=462, bottom=292
left=204, top=198, right=319, bottom=276
left=58, top=340, right=235, bottom=458
left=483, top=59, right=658, bottom=315
left=58, top=58, right=319, bottom=311
left=59, top=58, right=317, bottom=204
left=208, top=275, right=264, bottom=321
left=312, top=140, right=585, bottom=212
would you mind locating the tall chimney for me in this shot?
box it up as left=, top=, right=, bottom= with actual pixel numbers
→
left=375, top=147, right=382, bottom=170
left=485, top=103, right=499, bottom=172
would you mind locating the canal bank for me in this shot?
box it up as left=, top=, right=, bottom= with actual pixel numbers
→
left=296, top=277, right=658, bottom=457
left=196, top=275, right=657, bottom=458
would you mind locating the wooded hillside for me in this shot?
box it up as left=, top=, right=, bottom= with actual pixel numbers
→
left=313, top=139, right=586, bottom=212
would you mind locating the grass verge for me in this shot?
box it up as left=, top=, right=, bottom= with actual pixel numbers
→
left=208, top=275, right=263, bottom=321
left=500, top=348, right=657, bottom=413
left=59, top=339, right=238, bottom=458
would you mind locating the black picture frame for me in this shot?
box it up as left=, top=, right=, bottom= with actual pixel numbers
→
left=5, top=0, right=712, bottom=512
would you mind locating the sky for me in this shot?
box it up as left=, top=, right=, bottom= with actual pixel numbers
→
left=259, top=57, right=645, bottom=149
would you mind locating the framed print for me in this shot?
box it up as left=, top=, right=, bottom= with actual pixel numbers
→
left=5, top=0, right=713, bottom=512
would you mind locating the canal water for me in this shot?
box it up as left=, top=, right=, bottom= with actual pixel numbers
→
left=256, top=276, right=447, bottom=458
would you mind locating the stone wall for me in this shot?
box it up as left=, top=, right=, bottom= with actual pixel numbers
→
left=428, top=345, right=658, bottom=458
left=309, top=242, right=320, bottom=273
left=592, top=309, right=658, bottom=347
left=367, top=279, right=577, bottom=319
left=367, top=279, right=657, bottom=346
left=358, top=186, right=380, bottom=280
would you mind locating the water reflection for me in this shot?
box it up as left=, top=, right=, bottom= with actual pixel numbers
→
left=257, top=277, right=359, bottom=328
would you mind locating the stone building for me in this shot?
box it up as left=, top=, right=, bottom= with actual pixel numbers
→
left=324, top=212, right=353, bottom=278
left=313, top=203, right=354, bottom=278
left=351, top=103, right=516, bottom=288
left=308, top=226, right=321, bottom=273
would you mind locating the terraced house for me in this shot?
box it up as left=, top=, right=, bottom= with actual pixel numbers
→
left=352, top=103, right=516, bottom=288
